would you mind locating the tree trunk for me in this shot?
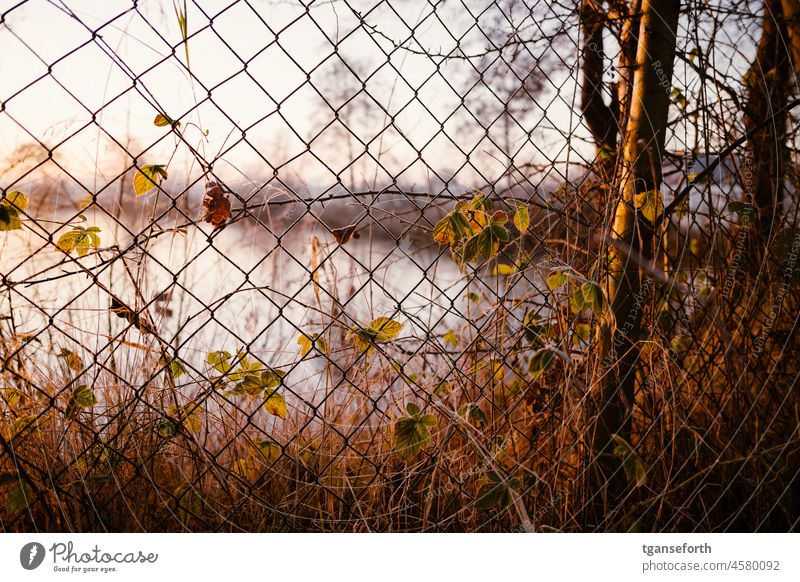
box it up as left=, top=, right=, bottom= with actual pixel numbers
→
left=592, top=0, right=680, bottom=527
left=744, top=0, right=791, bottom=249
left=580, top=0, right=619, bottom=159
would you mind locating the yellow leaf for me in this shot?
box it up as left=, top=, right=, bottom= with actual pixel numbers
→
left=493, top=263, right=516, bottom=276
left=56, top=231, right=79, bottom=254
left=79, top=193, right=94, bottom=208
left=0, top=191, right=29, bottom=231
left=633, top=190, right=664, bottom=223
left=297, top=333, right=327, bottom=357
left=369, top=317, right=403, bottom=341
left=153, top=113, right=179, bottom=127
left=263, top=390, right=287, bottom=419
left=133, top=164, right=168, bottom=197
left=513, top=205, right=529, bottom=233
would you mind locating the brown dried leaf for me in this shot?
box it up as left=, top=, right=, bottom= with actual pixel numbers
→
left=332, top=223, right=360, bottom=245
left=110, top=298, right=156, bottom=336
left=202, top=181, right=231, bottom=228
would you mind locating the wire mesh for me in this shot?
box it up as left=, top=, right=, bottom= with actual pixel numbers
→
left=1, top=0, right=798, bottom=532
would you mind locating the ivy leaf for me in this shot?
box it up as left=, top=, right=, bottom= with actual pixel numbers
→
left=475, top=471, right=516, bottom=510
left=5, top=480, right=32, bottom=516
left=393, top=407, right=435, bottom=460
left=66, top=385, right=96, bottom=418
left=58, top=348, right=83, bottom=372
left=528, top=347, right=561, bottom=379
left=547, top=267, right=575, bottom=290
left=0, top=191, right=29, bottom=231
left=633, top=189, right=664, bottom=223
left=133, top=164, right=168, bottom=197
left=252, top=437, right=281, bottom=462
left=433, top=210, right=472, bottom=245
left=160, top=355, right=186, bottom=379
left=612, top=435, right=648, bottom=487
left=154, top=113, right=180, bottom=128
left=513, top=204, right=529, bottom=234
left=263, top=389, right=287, bottom=419
left=442, top=329, right=459, bottom=347
left=369, top=317, right=403, bottom=341
left=207, top=350, right=232, bottom=374
left=56, top=226, right=101, bottom=256
left=348, top=317, right=403, bottom=353
left=297, top=333, right=327, bottom=357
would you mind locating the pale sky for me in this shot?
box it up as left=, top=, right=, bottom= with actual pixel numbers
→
left=0, top=0, right=754, bottom=200
left=0, top=0, right=585, bottom=198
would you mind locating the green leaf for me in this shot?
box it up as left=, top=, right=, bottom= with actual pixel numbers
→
left=513, top=205, right=529, bottom=233
left=570, top=282, right=606, bottom=315
left=461, top=221, right=507, bottom=265
left=7, top=415, right=40, bottom=441
left=252, top=437, right=281, bottom=462
left=405, top=402, right=420, bottom=416
left=5, top=480, right=32, bottom=516
left=461, top=403, right=488, bottom=427
left=66, top=385, right=96, bottom=418
left=348, top=317, right=403, bottom=353
left=393, top=412, right=434, bottom=460
left=670, top=335, right=692, bottom=353
left=728, top=201, right=755, bottom=225
left=547, top=267, right=575, bottom=290
left=207, top=350, right=232, bottom=374
left=160, top=355, right=186, bottom=379
left=433, top=211, right=472, bottom=245
left=442, top=329, right=459, bottom=347
left=475, top=471, right=516, bottom=510
left=133, top=164, right=168, bottom=197
left=263, top=389, right=287, bottom=419
left=228, top=368, right=284, bottom=397
left=573, top=323, right=591, bottom=343
left=612, top=435, right=648, bottom=487
left=155, top=418, right=178, bottom=439
left=0, top=191, right=29, bottom=231
left=493, top=263, right=516, bottom=276
left=58, top=348, right=83, bottom=372
left=528, top=348, right=560, bottom=379
left=56, top=226, right=101, bottom=256
left=468, top=193, right=492, bottom=210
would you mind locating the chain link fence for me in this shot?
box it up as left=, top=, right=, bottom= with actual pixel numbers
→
left=1, top=0, right=798, bottom=532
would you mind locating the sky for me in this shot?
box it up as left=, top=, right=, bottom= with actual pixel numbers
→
left=0, top=0, right=586, bottom=200
left=0, top=0, right=756, bottom=203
